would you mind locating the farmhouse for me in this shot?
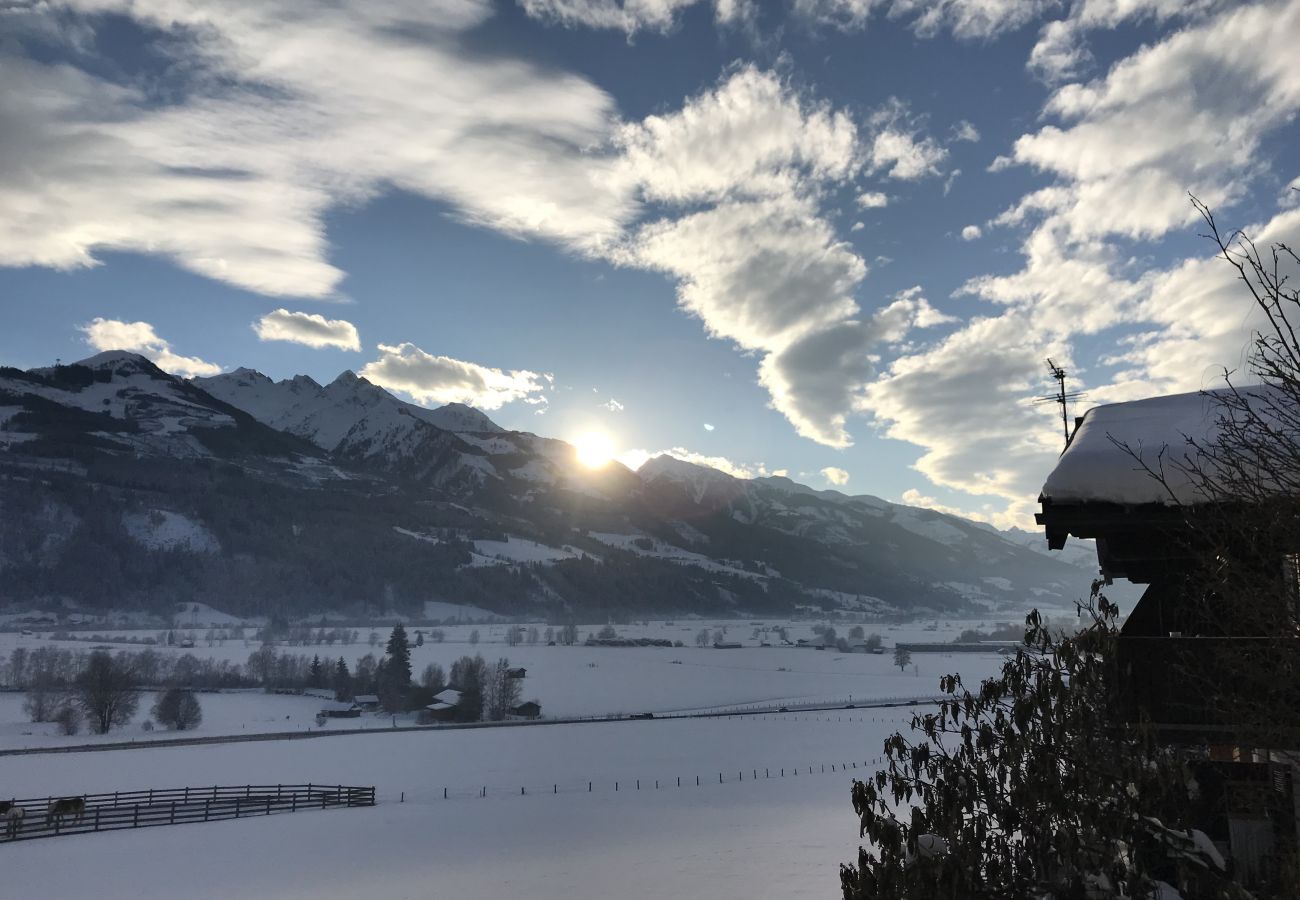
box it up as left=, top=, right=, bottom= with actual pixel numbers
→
left=510, top=701, right=542, bottom=719
left=353, top=694, right=380, bottom=711
left=318, top=700, right=361, bottom=719
left=421, top=688, right=463, bottom=723
left=1038, top=387, right=1300, bottom=889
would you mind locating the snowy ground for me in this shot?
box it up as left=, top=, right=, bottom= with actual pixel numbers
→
left=0, top=622, right=1011, bottom=749
left=2, top=713, right=910, bottom=899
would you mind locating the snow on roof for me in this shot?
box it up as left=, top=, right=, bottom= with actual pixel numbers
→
left=1041, top=385, right=1287, bottom=506
left=433, top=688, right=462, bottom=705
left=353, top=694, right=379, bottom=703
left=319, top=700, right=357, bottom=712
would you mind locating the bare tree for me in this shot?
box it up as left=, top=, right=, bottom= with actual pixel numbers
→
left=75, top=650, right=139, bottom=734
left=485, top=658, right=522, bottom=721
left=152, top=687, right=203, bottom=731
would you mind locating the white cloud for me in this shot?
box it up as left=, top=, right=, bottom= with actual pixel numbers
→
left=0, top=1, right=634, bottom=298
left=865, top=100, right=947, bottom=181
left=1027, top=0, right=1226, bottom=82
left=850, top=221, right=865, bottom=232
left=359, top=343, right=548, bottom=410
left=601, top=398, right=625, bottom=412
left=703, top=423, right=715, bottom=431
left=517, top=0, right=751, bottom=33
left=952, top=120, right=980, bottom=142
left=960, top=224, right=982, bottom=241
left=868, top=2, right=1300, bottom=527
left=253, top=309, right=360, bottom=351
left=616, top=66, right=858, bottom=205
left=856, top=191, right=889, bottom=208
left=820, top=465, right=850, bottom=486
left=79, top=317, right=221, bottom=377
left=792, top=0, right=1056, bottom=38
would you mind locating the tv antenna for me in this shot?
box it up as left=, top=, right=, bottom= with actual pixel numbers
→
left=1034, top=358, right=1086, bottom=447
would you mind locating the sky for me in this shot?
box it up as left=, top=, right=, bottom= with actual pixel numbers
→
left=2, top=0, right=1299, bottom=528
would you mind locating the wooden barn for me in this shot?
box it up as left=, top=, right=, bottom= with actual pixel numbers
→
left=1038, top=387, right=1300, bottom=888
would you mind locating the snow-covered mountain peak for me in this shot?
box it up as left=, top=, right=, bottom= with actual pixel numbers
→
left=70, top=350, right=164, bottom=377
left=640, top=454, right=736, bottom=484
left=422, top=402, right=503, bottom=434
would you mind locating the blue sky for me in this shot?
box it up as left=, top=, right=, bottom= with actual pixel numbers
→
left=2, top=0, right=1299, bottom=526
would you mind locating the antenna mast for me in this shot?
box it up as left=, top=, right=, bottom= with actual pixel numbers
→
left=1035, top=358, right=1085, bottom=448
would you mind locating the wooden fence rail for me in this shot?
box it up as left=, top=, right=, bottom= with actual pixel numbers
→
left=1, top=784, right=375, bottom=844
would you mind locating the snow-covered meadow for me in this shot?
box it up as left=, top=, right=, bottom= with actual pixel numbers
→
left=0, top=617, right=1014, bottom=748
left=0, top=615, right=1029, bottom=897
left=3, top=712, right=912, bottom=899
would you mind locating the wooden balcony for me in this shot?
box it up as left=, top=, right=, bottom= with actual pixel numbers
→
left=1114, top=636, right=1300, bottom=741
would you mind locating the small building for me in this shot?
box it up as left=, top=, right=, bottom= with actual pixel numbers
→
left=712, top=641, right=742, bottom=649
left=506, top=667, right=527, bottom=679
left=510, top=701, right=542, bottom=719
left=421, top=688, right=463, bottom=724
left=319, top=700, right=361, bottom=718
left=353, top=694, right=380, bottom=710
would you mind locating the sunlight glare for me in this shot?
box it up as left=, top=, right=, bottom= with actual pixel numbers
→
left=574, top=431, right=616, bottom=468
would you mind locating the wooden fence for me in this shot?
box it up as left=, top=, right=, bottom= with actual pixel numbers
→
left=1, top=784, right=375, bottom=844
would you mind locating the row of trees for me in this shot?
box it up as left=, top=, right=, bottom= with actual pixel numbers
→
left=19, top=649, right=202, bottom=735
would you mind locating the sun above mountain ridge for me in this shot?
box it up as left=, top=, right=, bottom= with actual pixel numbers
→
left=573, top=431, right=615, bottom=468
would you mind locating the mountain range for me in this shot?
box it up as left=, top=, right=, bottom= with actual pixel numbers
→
left=0, top=351, right=1095, bottom=621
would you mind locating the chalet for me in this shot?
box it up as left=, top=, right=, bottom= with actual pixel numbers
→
left=421, top=688, right=462, bottom=724
left=353, top=694, right=380, bottom=711
left=319, top=700, right=360, bottom=719
left=1038, top=387, right=1300, bottom=889
left=510, top=701, right=542, bottom=719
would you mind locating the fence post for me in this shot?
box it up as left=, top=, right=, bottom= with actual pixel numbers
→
left=266, top=797, right=271, bottom=816
left=444, top=787, right=448, bottom=799
left=205, top=799, right=211, bottom=822
left=170, top=801, right=176, bottom=824
left=134, top=804, right=140, bottom=827
left=94, top=807, right=100, bottom=832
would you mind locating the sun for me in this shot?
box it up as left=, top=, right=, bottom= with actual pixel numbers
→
left=573, top=431, right=616, bottom=468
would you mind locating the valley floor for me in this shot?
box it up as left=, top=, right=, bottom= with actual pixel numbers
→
left=4, top=713, right=907, bottom=899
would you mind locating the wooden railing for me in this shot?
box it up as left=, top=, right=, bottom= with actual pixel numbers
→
left=1, top=784, right=375, bottom=843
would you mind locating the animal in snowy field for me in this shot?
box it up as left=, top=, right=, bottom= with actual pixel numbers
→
left=46, top=797, right=85, bottom=825
left=5, top=806, right=24, bottom=839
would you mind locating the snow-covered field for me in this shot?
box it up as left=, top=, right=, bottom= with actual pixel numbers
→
left=0, top=618, right=1014, bottom=749
left=3, top=713, right=910, bottom=899
left=0, top=613, right=1034, bottom=897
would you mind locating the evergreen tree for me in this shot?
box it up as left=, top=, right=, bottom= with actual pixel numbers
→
left=380, top=624, right=412, bottom=712
left=332, top=656, right=352, bottom=701
left=308, top=654, right=324, bottom=688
